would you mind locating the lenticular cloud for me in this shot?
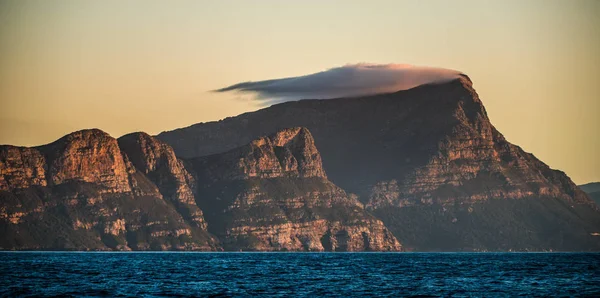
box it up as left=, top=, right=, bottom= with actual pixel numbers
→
left=215, top=63, right=464, bottom=104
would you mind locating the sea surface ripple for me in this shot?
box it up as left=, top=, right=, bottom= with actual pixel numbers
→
left=1, top=252, right=599, bottom=297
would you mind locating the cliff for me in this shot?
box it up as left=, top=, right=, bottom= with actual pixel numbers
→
left=189, top=127, right=401, bottom=251
left=118, top=132, right=206, bottom=229
left=158, top=77, right=600, bottom=251
left=0, top=129, right=216, bottom=250
left=3, top=75, right=599, bottom=251
left=193, top=127, right=326, bottom=182
left=0, top=127, right=401, bottom=251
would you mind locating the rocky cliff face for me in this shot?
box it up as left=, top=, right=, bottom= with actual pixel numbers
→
left=118, top=132, right=206, bottom=229
left=0, top=129, right=216, bottom=250
left=365, top=78, right=591, bottom=209
left=0, top=127, right=400, bottom=251
left=189, top=128, right=401, bottom=251
left=194, top=127, right=326, bottom=182
left=41, top=129, right=132, bottom=193
left=159, top=77, right=600, bottom=251
left=3, top=76, right=598, bottom=251
left=0, top=146, right=47, bottom=190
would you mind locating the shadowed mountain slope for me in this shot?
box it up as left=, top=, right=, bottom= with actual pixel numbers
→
left=580, top=182, right=600, bottom=207
left=158, top=77, right=600, bottom=251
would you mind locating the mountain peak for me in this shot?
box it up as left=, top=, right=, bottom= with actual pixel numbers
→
left=269, top=127, right=326, bottom=178
left=158, top=80, right=600, bottom=251
left=36, top=129, right=131, bottom=191
left=1, top=129, right=217, bottom=250
left=118, top=132, right=170, bottom=174
left=0, top=128, right=133, bottom=193
left=269, top=127, right=309, bottom=146
left=118, top=132, right=206, bottom=228
left=192, top=127, right=326, bottom=182
left=43, top=128, right=112, bottom=146
left=191, top=127, right=401, bottom=251
left=2, top=74, right=599, bottom=252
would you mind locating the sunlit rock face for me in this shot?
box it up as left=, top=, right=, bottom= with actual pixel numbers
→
left=2, top=73, right=599, bottom=252
left=118, top=132, right=206, bottom=229
left=159, top=76, right=600, bottom=252
left=42, top=129, right=132, bottom=193
left=0, top=146, right=47, bottom=190
left=189, top=128, right=402, bottom=251
left=194, top=127, right=326, bottom=181
left=0, top=129, right=217, bottom=251
left=0, top=127, right=400, bottom=251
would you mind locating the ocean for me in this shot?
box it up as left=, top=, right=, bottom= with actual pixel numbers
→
left=1, top=252, right=599, bottom=297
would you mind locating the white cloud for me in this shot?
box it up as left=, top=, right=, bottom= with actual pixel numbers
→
left=215, top=63, right=465, bottom=104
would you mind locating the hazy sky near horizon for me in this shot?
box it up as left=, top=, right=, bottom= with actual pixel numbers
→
left=0, top=0, right=599, bottom=184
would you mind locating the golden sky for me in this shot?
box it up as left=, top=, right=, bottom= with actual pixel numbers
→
left=0, top=0, right=599, bottom=184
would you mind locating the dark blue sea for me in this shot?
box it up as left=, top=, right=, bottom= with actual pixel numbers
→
left=1, top=252, right=599, bottom=297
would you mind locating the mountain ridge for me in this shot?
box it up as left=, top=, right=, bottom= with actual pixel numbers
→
left=579, top=182, right=600, bottom=207
left=0, top=127, right=402, bottom=251
left=187, top=127, right=401, bottom=251
left=1, top=76, right=599, bottom=251
left=157, top=77, right=600, bottom=251
left=0, top=129, right=217, bottom=250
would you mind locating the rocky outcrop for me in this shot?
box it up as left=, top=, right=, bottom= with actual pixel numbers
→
left=0, top=129, right=216, bottom=251
left=0, top=127, right=401, bottom=251
left=118, top=132, right=206, bottom=228
left=189, top=128, right=401, bottom=251
left=365, top=80, right=591, bottom=208
left=158, top=77, right=600, bottom=251
left=3, top=75, right=599, bottom=251
left=194, top=127, right=326, bottom=182
left=0, top=146, right=47, bottom=190
left=41, top=129, right=132, bottom=193
left=270, top=127, right=327, bottom=178
left=226, top=219, right=399, bottom=252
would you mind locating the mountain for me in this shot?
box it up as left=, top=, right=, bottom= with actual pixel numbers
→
left=0, top=127, right=400, bottom=251
left=158, top=76, right=600, bottom=251
left=579, top=182, right=600, bottom=206
left=580, top=182, right=600, bottom=194
left=0, top=129, right=217, bottom=250
left=2, top=76, right=598, bottom=251
left=117, top=132, right=207, bottom=229
left=188, top=127, right=401, bottom=251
